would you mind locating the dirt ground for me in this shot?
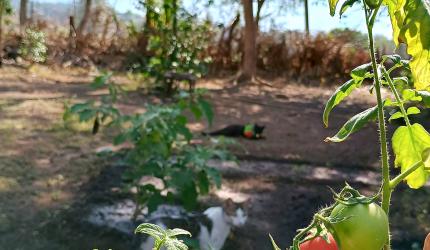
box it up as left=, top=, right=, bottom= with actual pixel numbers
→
left=0, top=65, right=428, bottom=250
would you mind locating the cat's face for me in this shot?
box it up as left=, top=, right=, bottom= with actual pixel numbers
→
left=254, top=124, right=265, bottom=139
left=223, top=198, right=249, bottom=227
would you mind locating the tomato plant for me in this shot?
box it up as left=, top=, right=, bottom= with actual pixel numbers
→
left=270, top=0, right=430, bottom=248
left=65, top=74, right=236, bottom=217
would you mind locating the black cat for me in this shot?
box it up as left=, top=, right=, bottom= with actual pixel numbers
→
left=202, top=124, right=265, bottom=139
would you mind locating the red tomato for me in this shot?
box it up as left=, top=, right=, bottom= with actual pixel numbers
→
left=299, top=234, right=338, bottom=250
left=424, top=233, right=430, bottom=250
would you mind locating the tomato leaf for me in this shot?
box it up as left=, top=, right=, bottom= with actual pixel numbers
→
left=340, top=0, right=361, bottom=17
left=324, top=64, right=372, bottom=127
left=323, top=80, right=362, bottom=127
left=328, top=0, right=341, bottom=16
left=385, top=0, right=430, bottom=90
left=417, top=90, right=430, bottom=107
left=325, top=106, right=378, bottom=142
left=392, top=123, right=430, bottom=188
left=198, top=98, right=214, bottom=126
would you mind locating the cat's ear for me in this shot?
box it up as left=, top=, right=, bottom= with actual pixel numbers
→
left=223, top=198, right=236, bottom=214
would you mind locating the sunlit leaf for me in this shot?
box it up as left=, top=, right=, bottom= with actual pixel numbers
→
left=385, top=0, right=430, bottom=90
left=389, top=107, right=420, bottom=121
left=166, top=228, right=192, bottom=238
left=323, top=79, right=362, bottom=127
left=135, top=223, right=164, bottom=239
left=407, top=106, right=421, bottom=115
left=325, top=106, right=378, bottom=142
left=401, top=0, right=430, bottom=90
left=417, top=90, right=430, bottom=107
left=329, top=0, right=341, bottom=16
left=392, top=123, right=430, bottom=188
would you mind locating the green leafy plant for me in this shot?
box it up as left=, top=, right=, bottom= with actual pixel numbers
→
left=134, top=0, right=212, bottom=93
left=0, top=0, right=13, bottom=66
left=135, top=223, right=191, bottom=250
left=271, top=0, right=430, bottom=249
left=19, top=28, right=48, bottom=63
left=65, top=73, right=235, bottom=218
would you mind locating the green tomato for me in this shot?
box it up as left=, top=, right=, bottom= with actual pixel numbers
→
left=365, top=0, right=380, bottom=9
left=328, top=202, right=389, bottom=250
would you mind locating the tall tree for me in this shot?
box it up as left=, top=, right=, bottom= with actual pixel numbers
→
left=77, top=0, right=92, bottom=37
left=0, top=0, right=12, bottom=66
left=238, top=0, right=257, bottom=82
left=19, top=0, right=27, bottom=27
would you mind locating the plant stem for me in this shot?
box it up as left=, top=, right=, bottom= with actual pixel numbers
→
left=390, top=160, right=423, bottom=189
left=364, top=5, right=392, bottom=250
left=381, top=67, right=412, bottom=127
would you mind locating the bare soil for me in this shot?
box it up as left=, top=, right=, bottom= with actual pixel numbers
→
left=0, top=65, right=428, bottom=250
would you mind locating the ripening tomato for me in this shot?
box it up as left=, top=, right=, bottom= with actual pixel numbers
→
left=424, top=233, right=430, bottom=250
left=328, top=202, right=389, bottom=250
left=299, top=233, right=338, bottom=250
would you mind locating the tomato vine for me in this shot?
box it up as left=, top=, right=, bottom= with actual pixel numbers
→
left=271, top=0, right=430, bottom=249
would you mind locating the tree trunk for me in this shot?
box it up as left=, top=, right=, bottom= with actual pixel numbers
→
left=20, top=0, right=28, bottom=28
left=239, top=0, right=257, bottom=82
left=77, top=0, right=92, bottom=37
left=0, top=10, right=3, bottom=67
left=304, top=0, right=310, bottom=35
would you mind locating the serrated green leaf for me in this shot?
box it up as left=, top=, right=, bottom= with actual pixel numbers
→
left=407, top=106, right=421, bottom=115
left=392, top=123, right=430, bottom=188
left=323, top=79, right=363, bottom=127
left=79, top=109, right=97, bottom=122
left=340, top=0, right=361, bottom=16
left=329, top=0, right=341, bottom=16
left=417, top=90, right=430, bottom=107
left=389, top=111, right=404, bottom=121
left=197, top=171, right=210, bottom=194
left=351, top=63, right=372, bottom=82
left=385, top=0, right=430, bottom=90
left=164, top=238, right=189, bottom=250
left=206, top=167, right=222, bottom=188
left=401, top=0, right=430, bottom=90
left=382, top=54, right=403, bottom=64
left=70, top=102, right=93, bottom=113
left=91, top=74, right=110, bottom=89
left=198, top=98, right=214, bottom=126
left=402, top=89, right=423, bottom=102
left=166, top=228, right=192, bottom=237
left=325, top=106, right=378, bottom=142
left=190, top=104, right=202, bottom=120
left=269, top=235, right=281, bottom=250
left=135, top=223, right=164, bottom=239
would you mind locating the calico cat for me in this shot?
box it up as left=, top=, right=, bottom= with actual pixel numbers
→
left=202, top=124, right=265, bottom=139
left=140, top=198, right=249, bottom=250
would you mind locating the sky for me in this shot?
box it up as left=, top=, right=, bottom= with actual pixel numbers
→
left=35, top=0, right=394, bottom=38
